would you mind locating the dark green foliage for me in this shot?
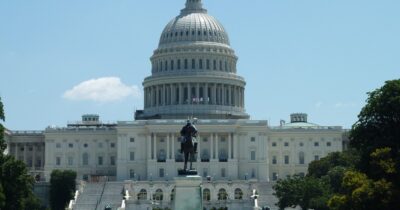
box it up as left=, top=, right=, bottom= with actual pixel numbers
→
left=350, top=79, right=400, bottom=176
left=273, top=175, right=331, bottom=210
left=0, top=97, right=6, bottom=154
left=49, top=170, right=77, bottom=210
left=0, top=155, right=40, bottom=210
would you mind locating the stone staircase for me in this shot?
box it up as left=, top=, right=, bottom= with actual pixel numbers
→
left=256, top=182, right=279, bottom=210
left=95, top=182, right=124, bottom=210
left=73, top=183, right=104, bottom=210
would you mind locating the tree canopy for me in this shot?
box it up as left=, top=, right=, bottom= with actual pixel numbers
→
left=274, top=79, right=400, bottom=210
left=49, top=170, right=77, bottom=210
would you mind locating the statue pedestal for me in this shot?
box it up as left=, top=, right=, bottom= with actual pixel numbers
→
left=173, top=175, right=203, bottom=210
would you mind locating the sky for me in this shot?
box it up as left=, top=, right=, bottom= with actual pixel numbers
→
left=0, top=0, right=399, bottom=130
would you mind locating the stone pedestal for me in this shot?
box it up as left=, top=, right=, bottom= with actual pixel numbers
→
left=173, top=175, right=203, bottom=210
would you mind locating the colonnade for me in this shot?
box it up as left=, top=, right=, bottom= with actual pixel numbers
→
left=11, top=143, right=44, bottom=169
left=144, top=83, right=244, bottom=108
left=147, top=132, right=238, bottom=162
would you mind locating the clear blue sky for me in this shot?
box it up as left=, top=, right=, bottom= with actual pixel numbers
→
left=0, top=0, right=399, bottom=130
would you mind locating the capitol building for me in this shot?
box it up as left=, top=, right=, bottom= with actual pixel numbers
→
left=4, top=1, right=345, bottom=209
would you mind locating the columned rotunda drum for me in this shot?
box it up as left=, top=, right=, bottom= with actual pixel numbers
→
left=136, top=0, right=249, bottom=120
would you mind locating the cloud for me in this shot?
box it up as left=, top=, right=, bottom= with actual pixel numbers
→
left=63, top=77, right=141, bottom=102
left=315, top=101, right=323, bottom=108
left=334, top=102, right=357, bottom=108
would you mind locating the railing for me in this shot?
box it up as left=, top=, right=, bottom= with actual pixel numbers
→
left=12, top=130, right=44, bottom=135
left=95, top=182, right=107, bottom=210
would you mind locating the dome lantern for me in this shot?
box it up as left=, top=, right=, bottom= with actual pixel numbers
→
left=181, top=0, right=207, bottom=14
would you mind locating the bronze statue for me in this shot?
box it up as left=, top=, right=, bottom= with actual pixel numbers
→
left=179, top=119, right=198, bottom=173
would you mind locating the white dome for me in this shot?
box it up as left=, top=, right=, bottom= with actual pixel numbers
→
left=159, top=1, right=230, bottom=46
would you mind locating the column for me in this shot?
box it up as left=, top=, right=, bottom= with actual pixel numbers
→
left=15, top=143, right=19, bottom=160
left=212, top=84, right=217, bottom=105
left=187, top=83, right=191, bottom=103
left=172, top=133, right=175, bottom=160
left=147, top=135, right=152, bottom=159
left=221, top=85, right=225, bottom=105
left=210, top=134, right=214, bottom=159
left=179, top=84, right=183, bottom=105
left=162, top=85, right=166, bottom=106
left=167, top=134, right=170, bottom=160
left=233, top=134, right=238, bottom=159
left=228, top=134, right=232, bottom=160
left=32, top=144, right=36, bottom=169
left=204, top=83, right=209, bottom=104
left=171, top=84, right=176, bottom=105
left=215, top=134, right=219, bottom=161
left=153, top=134, right=157, bottom=160
left=23, top=144, right=27, bottom=164
left=196, top=83, right=200, bottom=101
left=228, top=85, right=232, bottom=106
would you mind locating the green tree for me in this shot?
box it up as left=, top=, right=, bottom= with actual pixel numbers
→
left=273, top=175, right=331, bottom=210
left=0, top=97, right=42, bottom=210
left=350, top=79, right=400, bottom=176
left=49, top=170, right=77, bottom=210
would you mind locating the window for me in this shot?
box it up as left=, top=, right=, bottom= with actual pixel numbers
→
left=251, top=137, right=256, bottom=142
left=284, top=142, right=289, bottom=147
left=110, top=156, right=116, bottom=166
left=56, top=157, right=61, bottom=166
left=314, top=142, right=319, bottom=147
left=171, top=189, right=175, bottom=201
left=184, top=59, right=188, bottom=69
left=250, top=151, right=256, bottom=161
left=218, top=189, right=228, bottom=200
left=314, top=155, right=320, bottom=161
left=164, top=60, right=168, bottom=71
left=299, top=142, right=304, bottom=147
left=272, top=142, right=277, bottom=147
left=192, top=59, right=195, bottom=69
left=98, top=142, right=103, bottom=148
left=83, top=143, right=88, bottom=148
left=69, top=143, right=73, bottom=148
left=272, top=156, right=277, bottom=164
left=154, top=189, right=163, bottom=201
left=299, top=152, right=305, bottom=164
left=251, top=168, right=256, bottom=178
left=221, top=168, right=226, bottom=178
left=273, top=172, right=278, bottom=181
left=110, top=143, right=115, bottom=148
left=130, top=138, right=135, bottom=143
left=82, top=153, right=89, bottom=166
left=68, top=157, right=73, bottom=166
left=137, top=189, right=147, bottom=200
left=284, top=155, right=289, bottom=164
left=199, top=59, right=203, bottom=69
left=234, top=188, right=243, bottom=200
left=98, top=156, right=103, bottom=165
left=56, top=143, right=61, bottom=148
left=130, top=152, right=135, bottom=161
left=129, top=169, right=135, bottom=179
left=170, top=60, right=174, bottom=70
left=213, top=60, right=217, bottom=70
left=202, top=138, right=208, bottom=142
left=206, top=59, right=210, bottom=69
left=327, top=142, right=332, bottom=147
left=159, top=168, right=165, bottom=178
left=177, top=59, right=181, bottom=69
left=203, top=189, right=211, bottom=201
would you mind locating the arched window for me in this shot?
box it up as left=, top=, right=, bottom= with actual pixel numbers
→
left=164, top=60, right=168, bottom=71
left=158, top=149, right=166, bottom=162
left=184, top=59, right=188, bottom=69
left=234, top=188, right=243, bottom=200
left=153, top=189, right=163, bottom=201
left=203, top=188, right=211, bottom=201
left=137, top=189, right=147, bottom=200
left=82, top=153, right=89, bottom=166
left=192, top=59, right=196, bottom=69
left=171, top=60, right=174, bottom=70
left=219, top=149, right=227, bottom=162
left=177, top=59, right=181, bottom=70
left=299, top=152, right=305, bottom=164
left=218, top=188, right=228, bottom=200
left=201, top=149, right=210, bottom=162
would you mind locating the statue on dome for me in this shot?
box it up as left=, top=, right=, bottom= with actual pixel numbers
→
left=178, top=118, right=198, bottom=175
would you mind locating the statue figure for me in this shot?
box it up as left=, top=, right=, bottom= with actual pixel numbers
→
left=179, top=119, right=198, bottom=172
